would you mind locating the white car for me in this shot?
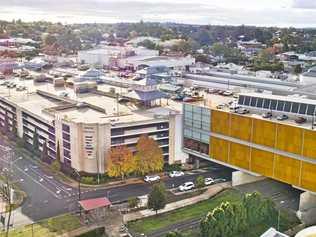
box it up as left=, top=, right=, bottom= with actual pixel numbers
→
left=204, top=177, right=215, bottom=186
left=169, top=171, right=184, bottom=178
left=144, top=175, right=160, bottom=183
left=179, top=182, right=195, bottom=192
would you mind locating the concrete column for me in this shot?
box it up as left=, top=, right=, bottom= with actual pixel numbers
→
left=299, top=192, right=316, bottom=211
left=297, top=192, right=316, bottom=225
left=232, top=170, right=266, bottom=186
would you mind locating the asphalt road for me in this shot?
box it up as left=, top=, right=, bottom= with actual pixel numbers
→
left=0, top=138, right=233, bottom=222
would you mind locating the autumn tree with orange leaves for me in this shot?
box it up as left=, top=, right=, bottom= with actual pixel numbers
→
left=106, top=145, right=135, bottom=180
left=134, top=135, right=164, bottom=175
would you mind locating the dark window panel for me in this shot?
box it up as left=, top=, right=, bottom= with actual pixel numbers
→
left=284, top=102, right=292, bottom=112
left=256, top=98, right=263, bottom=108
left=307, top=105, right=316, bottom=115
left=250, top=97, right=257, bottom=107
left=291, top=102, right=299, bottom=113
left=270, top=100, right=277, bottom=110
left=244, top=96, right=251, bottom=106
left=263, top=99, right=271, bottom=109
left=277, top=101, right=285, bottom=111
left=299, top=103, right=308, bottom=115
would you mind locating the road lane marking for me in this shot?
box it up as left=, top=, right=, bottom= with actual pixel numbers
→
left=14, top=165, right=62, bottom=199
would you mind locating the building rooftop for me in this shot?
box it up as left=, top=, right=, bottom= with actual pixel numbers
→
left=0, top=77, right=178, bottom=125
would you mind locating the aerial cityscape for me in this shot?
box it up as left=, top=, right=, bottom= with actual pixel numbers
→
left=0, top=0, right=316, bottom=237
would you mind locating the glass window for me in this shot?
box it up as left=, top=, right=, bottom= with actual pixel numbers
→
left=184, top=119, right=192, bottom=127
left=184, top=104, right=193, bottom=112
left=185, top=111, right=193, bottom=119
left=299, top=103, right=307, bottom=115
left=201, top=134, right=209, bottom=144
left=202, top=122, right=210, bottom=131
left=238, top=95, right=245, bottom=105
left=307, top=105, right=316, bottom=115
left=193, top=112, right=202, bottom=121
left=256, top=98, right=263, bottom=108
left=291, top=102, right=299, bottom=113
left=250, top=97, right=257, bottom=107
left=192, top=131, right=200, bottom=140
left=263, top=99, right=271, bottom=109
left=193, top=106, right=202, bottom=113
left=244, top=96, right=251, bottom=106
left=193, top=120, right=201, bottom=129
left=184, top=129, right=192, bottom=138
left=270, top=100, right=277, bottom=110
left=202, top=108, right=210, bottom=116
left=277, top=101, right=285, bottom=111
left=284, top=102, right=292, bottom=112
left=202, top=115, right=210, bottom=122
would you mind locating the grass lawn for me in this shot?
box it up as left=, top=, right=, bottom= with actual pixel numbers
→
left=0, top=214, right=81, bottom=237
left=128, top=189, right=242, bottom=235
left=128, top=189, right=301, bottom=236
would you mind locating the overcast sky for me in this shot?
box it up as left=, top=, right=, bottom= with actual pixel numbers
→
left=1, top=0, right=316, bottom=27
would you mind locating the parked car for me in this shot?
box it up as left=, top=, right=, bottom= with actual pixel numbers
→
left=295, top=117, right=306, bottom=124
left=262, top=112, right=272, bottom=118
left=223, top=91, right=233, bottom=96
left=206, top=88, right=219, bottom=94
left=236, top=108, right=249, bottom=114
left=169, top=171, right=184, bottom=178
left=179, top=182, right=195, bottom=192
left=277, top=114, right=288, bottom=121
left=216, top=103, right=226, bottom=109
left=144, top=175, right=160, bottom=183
left=204, top=177, right=215, bottom=186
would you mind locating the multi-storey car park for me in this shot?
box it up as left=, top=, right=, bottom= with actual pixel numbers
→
left=0, top=78, right=186, bottom=174
left=182, top=92, right=316, bottom=224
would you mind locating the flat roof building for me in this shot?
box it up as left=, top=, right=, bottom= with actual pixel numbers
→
left=182, top=92, right=316, bottom=223
left=0, top=79, right=187, bottom=174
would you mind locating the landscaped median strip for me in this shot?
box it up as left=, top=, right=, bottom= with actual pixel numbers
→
left=126, top=186, right=239, bottom=235
left=124, top=182, right=231, bottom=223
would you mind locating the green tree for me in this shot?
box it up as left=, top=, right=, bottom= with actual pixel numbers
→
left=137, top=39, right=156, bottom=50
left=128, top=197, right=139, bottom=209
left=148, top=183, right=167, bottom=215
left=51, top=159, right=61, bottom=172
left=195, top=175, right=205, bottom=189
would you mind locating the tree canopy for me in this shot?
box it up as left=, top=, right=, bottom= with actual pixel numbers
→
left=134, top=135, right=164, bottom=175
left=106, top=145, right=135, bottom=179
left=148, top=183, right=167, bottom=214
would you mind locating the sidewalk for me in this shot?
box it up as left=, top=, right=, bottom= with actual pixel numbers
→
left=123, top=182, right=232, bottom=223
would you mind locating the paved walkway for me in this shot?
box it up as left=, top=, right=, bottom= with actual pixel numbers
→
left=123, top=182, right=231, bottom=223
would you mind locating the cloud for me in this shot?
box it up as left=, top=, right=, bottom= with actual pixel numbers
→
left=0, top=0, right=316, bottom=27
left=292, top=0, right=316, bottom=8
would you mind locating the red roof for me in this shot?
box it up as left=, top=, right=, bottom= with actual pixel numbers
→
left=79, top=197, right=111, bottom=211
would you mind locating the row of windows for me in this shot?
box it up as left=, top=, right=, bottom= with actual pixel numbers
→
left=184, top=104, right=211, bottom=116
left=22, top=112, right=55, bottom=131
left=184, top=128, right=209, bottom=144
left=239, top=95, right=316, bottom=116
left=111, top=122, right=169, bottom=136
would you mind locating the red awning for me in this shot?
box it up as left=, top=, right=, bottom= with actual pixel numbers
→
left=79, top=197, right=112, bottom=211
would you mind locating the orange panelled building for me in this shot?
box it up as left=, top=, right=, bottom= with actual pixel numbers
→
left=209, top=109, right=316, bottom=193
